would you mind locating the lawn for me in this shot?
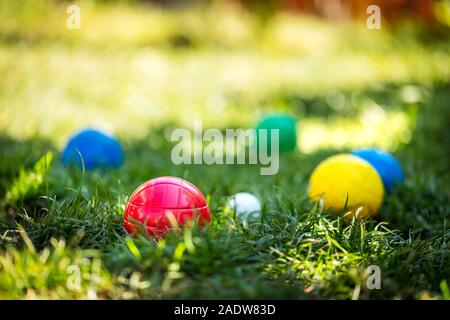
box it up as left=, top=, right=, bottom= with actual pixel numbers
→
left=0, top=0, right=449, bottom=299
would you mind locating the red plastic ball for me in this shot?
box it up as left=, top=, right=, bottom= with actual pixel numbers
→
left=124, top=176, right=211, bottom=237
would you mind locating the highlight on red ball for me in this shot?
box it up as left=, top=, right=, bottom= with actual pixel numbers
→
left=124, top=176, right=211, bottom=237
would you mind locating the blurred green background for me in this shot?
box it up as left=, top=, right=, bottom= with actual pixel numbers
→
left=1, top=0, right=449, bottom=151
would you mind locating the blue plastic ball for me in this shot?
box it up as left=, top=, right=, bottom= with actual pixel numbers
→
left=61, top=128, right=124, bottom=170
left=352, top=148, right=404, bottom=193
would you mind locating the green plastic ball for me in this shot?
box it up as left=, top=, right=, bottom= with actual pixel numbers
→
left=256, top=114, right=297, bottom=154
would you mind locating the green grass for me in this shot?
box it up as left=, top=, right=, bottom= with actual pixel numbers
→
left=0, top=0, right=449, bottom=299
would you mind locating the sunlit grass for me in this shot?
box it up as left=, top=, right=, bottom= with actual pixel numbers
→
left=0, top=1, right=449, bottom=146
left=0, top=44, right=448, bottom=147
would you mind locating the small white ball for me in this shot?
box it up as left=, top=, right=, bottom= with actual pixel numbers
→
left=227, top=192, right=261, bottom=221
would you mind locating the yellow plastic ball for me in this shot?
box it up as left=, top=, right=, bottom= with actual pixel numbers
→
left=308, top=154, right=384, bottom=219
